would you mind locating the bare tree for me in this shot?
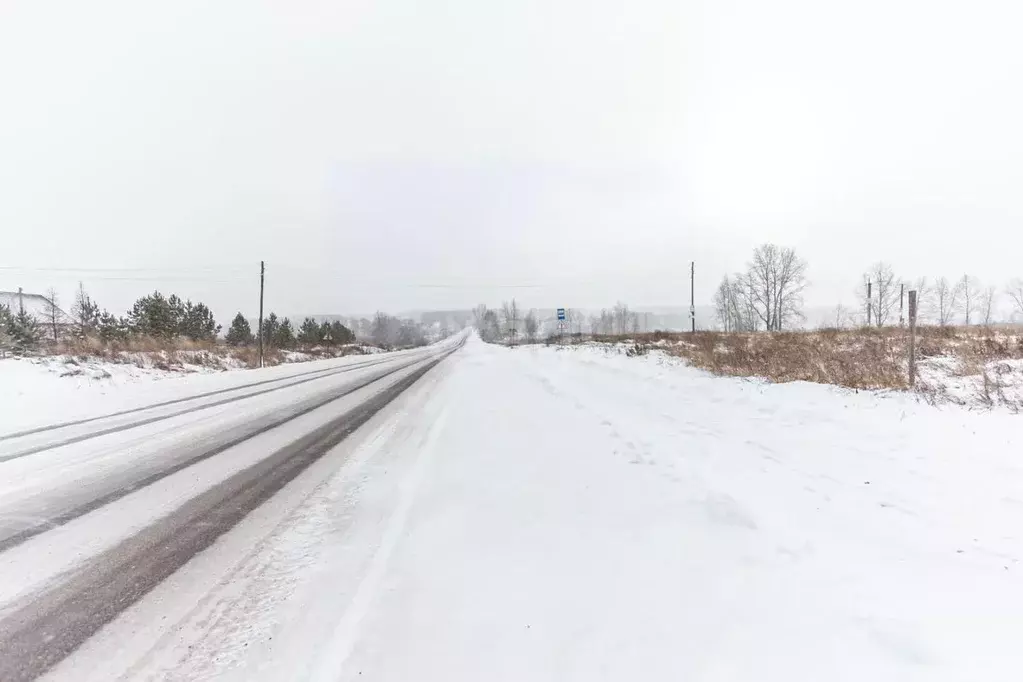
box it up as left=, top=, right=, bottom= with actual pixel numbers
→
left=934, top=276, right=964, bottom=326
left=631, top=312, right=640, bottom=334
left=524, top=310, right=539, bottom=342
left=981, top=285, right=998, bottom=326
left=830, top=304, right=850, bottom=329
left=1008, top=279, right=1023, bottom=320
left=745, top=244, right=807, bottom=331
left=44, top=287, right=61, bottom=343
left=860, top=262, right=900, bottom=327
left=564, top=308, right=582, bottom=335
left=610, top=301, right=631, bottom=335
left=70, top=282, right=100, bottom=338
left=715, top=274, right=757, bottom=332
left=912, top=277, right=934, bottom=324
left=960, top=275, right=982, bottom=325
left=472, top=304, right=489, bottom=329
left=501, top=299, right=520, bottom=341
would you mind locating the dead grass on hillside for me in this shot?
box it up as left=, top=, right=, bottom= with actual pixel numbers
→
left=589, top=326, right=1023, bottom=391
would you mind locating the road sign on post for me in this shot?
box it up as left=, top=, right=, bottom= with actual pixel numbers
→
left=557, top=308, right=566, bottom=321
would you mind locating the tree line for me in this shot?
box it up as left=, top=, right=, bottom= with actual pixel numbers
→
left=0, top=283, right=367, bottom=353
left=841, top=264, right=1022, bottom=328
left=713, top=246, right=1023, bottom=331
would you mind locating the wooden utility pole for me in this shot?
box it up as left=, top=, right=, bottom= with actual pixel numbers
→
left=18, top=287, right=24, bottom=316
left=908, top=290, right=918, bottom=388
left=258, top=261, right=265, bottom=368
left=690, top=261, right=696, bottom=333
left=866, top=281, right=872, bottom=327
left=899, top=283, right=905, bottom=326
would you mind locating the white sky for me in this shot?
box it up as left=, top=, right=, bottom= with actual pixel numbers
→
left=2, top=0, right=1022, bottom=320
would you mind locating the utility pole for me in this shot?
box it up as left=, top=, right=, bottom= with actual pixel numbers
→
left=866, top=280, right=872, bottom=327
left=899, top=283, right=905, bottom=327
left=690, top=261, right=696, bottom=333
left=258, top=261, right=265, bottom=368
left=17, top=287, right=24, bottom=316
left=908, top=290, right=917, bottom=388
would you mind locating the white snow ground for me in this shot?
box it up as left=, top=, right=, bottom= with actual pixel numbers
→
left=32, top=335, right=1023, bottom=682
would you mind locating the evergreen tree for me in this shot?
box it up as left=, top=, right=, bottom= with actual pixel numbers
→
left=274, top=317, right=296, bottom=349
left=179, top=301, right=220, bottom=341
left=298, top=317, right=322, bottom=345
left=98, top=310, right=130, bottom=342
left=225, top=313, right=254, bottom=346
left=0, top=305, right=14, bottom=353
left=167, top=295, right=187, bottom=331
left=330, top=320, right=355, bottom=344
left=128, top=291, right=178, bottom=338
left=3, top=306, right=42, bottom=353
left=319, top=321, right=334, bottom=345
left=261, top=312, right=280, bottom=348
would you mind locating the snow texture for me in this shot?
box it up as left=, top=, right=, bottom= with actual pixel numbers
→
left=39, top=335, right=1023, bottom=682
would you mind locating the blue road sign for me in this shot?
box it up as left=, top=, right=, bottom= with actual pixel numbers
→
left=557, top=308, right=566, bottom=321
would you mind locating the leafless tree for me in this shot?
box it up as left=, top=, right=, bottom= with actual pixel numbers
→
left=911, top=277, right=934, bottom=323
left=610, top=301, right=631, bottom=335
left=501, top=299, right=520, bottom=341
left=934, top=276, right=964, bottom=326
left=70, top=282, right=100, bottom=338
left=1008, top=279, right=1023, bottom=320
left=564, top=308, right=583, bottom=334
left=714, top=273, right=762, bottom=332
left=43, top=287, right=62, bottom=343
left=524, top=310, right=538, bottom=342
left=472, top=304, right=489, bottom=329
left=859, top=262, right=900, bottom=327
left=472, top=304, right=501, bottom=341
left=981, top=286, right=998, bottom=326
left=830, top=304, right=851, bottom=329
left=631, top=312, right=640, bottom=334
left=960, top=275, right=982, bottom=325
left=745, top=244, right=807, bottom=331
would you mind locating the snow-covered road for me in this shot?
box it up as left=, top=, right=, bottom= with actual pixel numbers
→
left=3, top=336, right=1022, bottom=681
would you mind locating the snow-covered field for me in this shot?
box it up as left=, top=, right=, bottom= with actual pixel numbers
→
left=25, top=335, right=1021, bottom=682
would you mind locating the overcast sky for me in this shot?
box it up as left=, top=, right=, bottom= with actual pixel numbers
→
left=2, top=0, right=1022, bottom=320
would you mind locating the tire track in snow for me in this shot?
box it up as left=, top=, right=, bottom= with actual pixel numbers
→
left=0, top=349, right=458, bottom=682
left=0, top=355, right=404, bottom=462
left=0, top=356, right=425, bottom=552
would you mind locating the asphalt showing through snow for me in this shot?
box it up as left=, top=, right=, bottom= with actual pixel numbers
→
left=0, top=342, right=460, bottom=682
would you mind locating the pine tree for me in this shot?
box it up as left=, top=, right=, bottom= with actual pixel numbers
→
left=7, top=306, right=41, bottom=353
left=98, top=310, right=130, bottom=342
left=0, top=305, right=14, bottom=354
left=225, top=313, right=254, bottom=346
left=179, top=301, right=220, bottom=341
left=298, top=317, right=321, bottom=345
left=128, top=291, right=178, bottom=338
left=319, top=321, right=334, bottom=346
left=275, top=317, right=296, bottom=349
left=330, top=320, right=355, bottom=344
left=261, top=312, right=281, bottom=348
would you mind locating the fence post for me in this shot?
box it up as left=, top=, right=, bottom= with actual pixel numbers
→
left=908, top=290, right=917, bottom=388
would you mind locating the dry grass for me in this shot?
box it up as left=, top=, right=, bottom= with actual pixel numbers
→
left=589, top=326, right=1023, bottom=391
left=46, top=336, right=370, bottom=370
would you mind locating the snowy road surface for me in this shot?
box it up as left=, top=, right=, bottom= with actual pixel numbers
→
left=2, top=336, right=1023, bottom=680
